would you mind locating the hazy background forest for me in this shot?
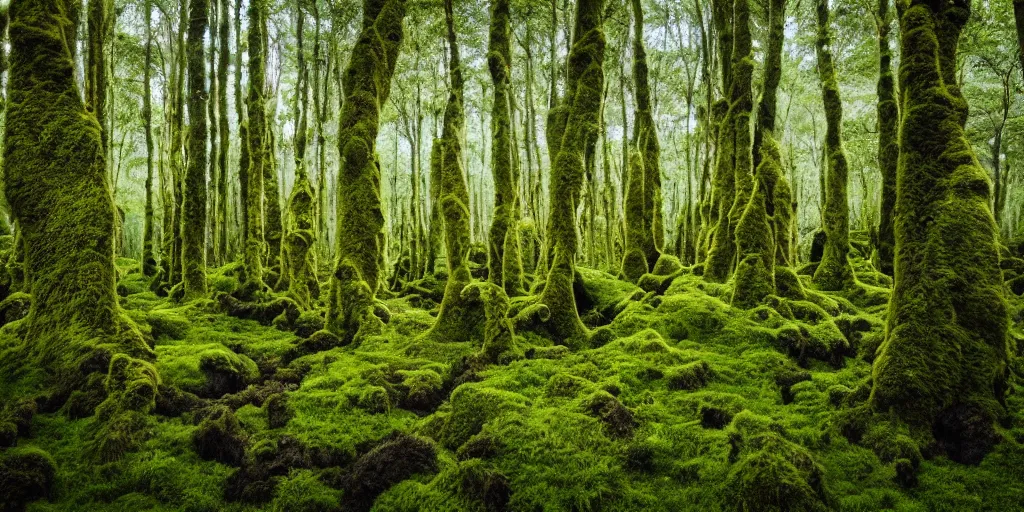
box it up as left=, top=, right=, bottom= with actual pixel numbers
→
left=91, top=0, right=1020, bottom=269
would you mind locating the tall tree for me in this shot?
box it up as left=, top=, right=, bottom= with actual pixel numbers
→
left=426, top=0, right=479, bottom=342
left=621, top=0, right=662, bottom=281
left=183, top=0, right=210, bottom=298
left=242, top=0, right=269, bottom=293
left=871, top=0, right=1009, bottom=461
left=811, top=0, right=854, bottom=291
left=875, top=0, right=898, bottom=276
left=141, top=0, right=156, bottom=277
left=752, top=0, right=786, bottom=169
left=284, top=4, right=317, bottom=310
left=536, top=0, right=605, bottom=346
left=5, top=0, right=156, bottom=442
left=326, top=0, right=406, bottom=341
left=705, top=0, right=754, bottom=282
left=216, top=0, right=230, bottom=263
left=487, top=0, right=525, bottom=296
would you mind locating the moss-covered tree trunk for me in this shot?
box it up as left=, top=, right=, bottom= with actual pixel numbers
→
left=141, top=0, right=156, bottom=277
left=752, top=0, right=785, bottom=170
left=622, top=146, right=649, bottom=281
left=537, top=0, right=605, bottom=347
left=488, top=0, right=525, bottom=297
left=630, top=0, right=662, bottom=268
left=326, top=0, right=405, bottom=340
left=182, top=0, right=209, bottom=298
left=705, top=0, right=753, bottom=283
left=235, top=0, right=248, bottom=250
left=811, top=0, right=854, bottom=291
left=85, top=0, right=108, bottom=157
left=163, top=2, right=187, bottom=291
left=426, top=0, right=481, bottom=342
left=732, top=135, right=778, bottom=308
left=5, top=0, right=154, bottom=405
left=871, top=0, right=1009, bottom=450
left=284, top=8, right=317, bottom=310
left=242, top=0, right=268, bottom=292
left=875, top=0, right=898, bottom=277
left=216, top=0, right=230, bottom=265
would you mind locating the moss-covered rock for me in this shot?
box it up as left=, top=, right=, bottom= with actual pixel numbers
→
left=193, top=405, right=246, bottom=466
left=156, top=343, right=258, bottom=398
left=724, top=411, right=832, bottom=511
left=341, top=431, right=439, bottom=512
left=0, top=447, right=56, bottom=512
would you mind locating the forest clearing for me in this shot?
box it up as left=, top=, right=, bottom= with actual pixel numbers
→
left=0, top=0, right=1023, bottom=510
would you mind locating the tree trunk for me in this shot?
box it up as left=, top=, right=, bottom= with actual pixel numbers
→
left=811, top=0, right=854, bottom=291
left=183, top=0, right=209, bottom=298
left=5, top=0, right=154, bottom=418
left=536, top=0, right=605, bottom=347
left=488, top=0, right=525, bottom=296
left=217, top=0, right=230, bottom=264
left=242, top=0, right=269, bottom=293
left=629, top=0, right=662, bottom=270
left=142, top=0, right=157, bottom=277
left=875, top=0, right=898, bottom=277
left=705, top=0, right=752, bottom=283
left=284, top=6, right=317, bottom=310
left=871, top=0, right=1009, bottom=459
left=326, top=0, right=406, bottom=341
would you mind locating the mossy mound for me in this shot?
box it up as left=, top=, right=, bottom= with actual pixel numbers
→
left=156, top=343, right=259, bottom=398
left=0, top=447, right=56, bottom=512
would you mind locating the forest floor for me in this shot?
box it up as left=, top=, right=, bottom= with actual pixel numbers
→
left=2, top=243, right=1024, bottom=512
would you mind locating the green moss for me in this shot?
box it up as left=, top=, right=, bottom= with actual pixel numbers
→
left=270, top=469, right=341, bottom=512
left=326, top=0, right=405, bottom=339
left=155, top=343, right=258, bottom=398
left=871, top=1, right=1010, bottom=449
left=0, top=446, right=56, bottom=511
left=666, top=361, right=713, bottom=390
left=440, top=384, right=529, bottom=450
left=811, top=0, right=855, bottom=292
left=146, top=309, right=191, bottom=340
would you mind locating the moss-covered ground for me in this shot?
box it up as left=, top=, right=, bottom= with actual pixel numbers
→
left=1, top=249, right=1023, bottom=512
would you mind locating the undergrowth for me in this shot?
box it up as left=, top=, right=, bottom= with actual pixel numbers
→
left=0, top=254, right=1021, bottom=512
